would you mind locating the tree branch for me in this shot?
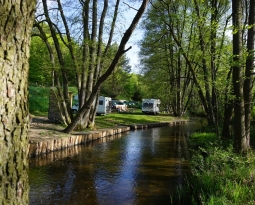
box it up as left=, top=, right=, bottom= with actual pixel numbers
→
left=123, top=2, right=138, bottom=11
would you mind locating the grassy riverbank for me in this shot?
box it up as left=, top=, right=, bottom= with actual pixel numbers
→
left=171, top=132, right=255, bottom=205
left=94, top=112, right=178, bottom=129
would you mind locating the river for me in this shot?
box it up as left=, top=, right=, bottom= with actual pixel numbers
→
left=29, top=121, right=201, bottom=205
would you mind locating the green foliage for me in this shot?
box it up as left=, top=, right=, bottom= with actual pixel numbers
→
left=68, top=87, right=78, bottom=94
left=29, top=36, right=53, bottom=86
left=139, top=0, right=232, bottom=120
left=101, top=71, right=144, bottom=101
left=132, top=89, right=143, bottom=102
left=29, top=86, right=78, bottom=116
left=189, top=132, right=218, bottom=148
left=251, top=106, right=255, bottom=120
left=171, top=133, right=255, bottom=205
left=30, top=25, right=80, bottom=87
left=29, top=86, right=50, bottom=115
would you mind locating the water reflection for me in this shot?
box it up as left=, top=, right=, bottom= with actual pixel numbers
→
left=29, top=121, right=200, bottom=205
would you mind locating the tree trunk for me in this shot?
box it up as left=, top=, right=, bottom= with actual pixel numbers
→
left=94, top=0, right=109, bottom=81
left=80, top=0, right=90, bottom=110
left=220, top=15, right=233, bottom=139
left=222, top=69, right=234, bottom=139
left=222, top=101, right=234, bottom=139
left=194, top=0, right=216, bottom=126
left=210, top=0, right=219, bottom=134
left=0, top=1, right=36, bottom=204
left=232, top=0, right=247, bottom=154
left=243, top=0, right=255, bottom=150
left=42, top=0, right=72, bottom=125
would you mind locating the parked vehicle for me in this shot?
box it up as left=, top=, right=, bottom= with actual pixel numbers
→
left=142, top=99, right=160, bottom=114
left=111, top=100, right=127, bottom=112
left=97, top=96, right=112, bottom=115
left=71, top=96, right=112, bottom=115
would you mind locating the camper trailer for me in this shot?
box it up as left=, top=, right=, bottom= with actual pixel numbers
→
left=96, top=96, right=112, bottom=115
left=71, top=96, right=111, bottom=115
left=142, top=99, right=160, bottom=114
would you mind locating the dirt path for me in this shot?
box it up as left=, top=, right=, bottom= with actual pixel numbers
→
left=29, top=116, right=68, bottom=142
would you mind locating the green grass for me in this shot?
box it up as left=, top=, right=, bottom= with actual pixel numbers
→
left=29, top=86, right=50, bottom=115
left=188, top=132, right=218, bottom=148
left=170, top=132, right=255, bottom=205
left=29, top=86, right=78, bottom=116
left=95, top=112, right=176, bottom=129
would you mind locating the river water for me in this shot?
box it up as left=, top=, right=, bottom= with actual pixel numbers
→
left=29, top=121, right=201, bottom=205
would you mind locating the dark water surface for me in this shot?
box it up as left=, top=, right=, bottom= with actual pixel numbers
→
left=29, top=121, right=201, bottom=205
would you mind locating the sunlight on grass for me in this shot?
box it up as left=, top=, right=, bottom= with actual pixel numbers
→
left=95, top=112, right=175, bottom=128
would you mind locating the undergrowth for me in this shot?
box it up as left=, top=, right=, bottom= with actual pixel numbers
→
left=170, top=132, right=255, bottom=205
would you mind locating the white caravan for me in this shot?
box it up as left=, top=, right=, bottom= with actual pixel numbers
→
left=96, top=96, right=112, bottom=115
left=71, top=96, right=111, bottom=115
left=142, top=99, right=160, bottom=114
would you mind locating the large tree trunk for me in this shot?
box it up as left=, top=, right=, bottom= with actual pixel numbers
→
left=210, top=0, right=220, bottom=134
left=78, top=0, right=98, bottom=129
left=0, top=1, right=35, bottom=204
left=243, top=0, right=255, bottom=150
left=232, top=0, right=247, bottom=154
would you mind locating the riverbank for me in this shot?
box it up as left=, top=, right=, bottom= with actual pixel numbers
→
left=170, top=131, right=255, bottom=205
left=28, top=116, right=188, bottom=157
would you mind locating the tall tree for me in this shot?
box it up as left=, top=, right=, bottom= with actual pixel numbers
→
left=140, top=0, right=231, bottom=122
left=232, top=0, right=255, bottom=154
left=232, top=0, right=245, bottom=152
left=63, top=0, right=149, bottom=133
left=34, top=0, right=146, bottom=130
left=0, top=0, right=36, bottom=204
left=42, top=0, right=73, bottom=125
left=243, top=0, right=255, bottom=151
